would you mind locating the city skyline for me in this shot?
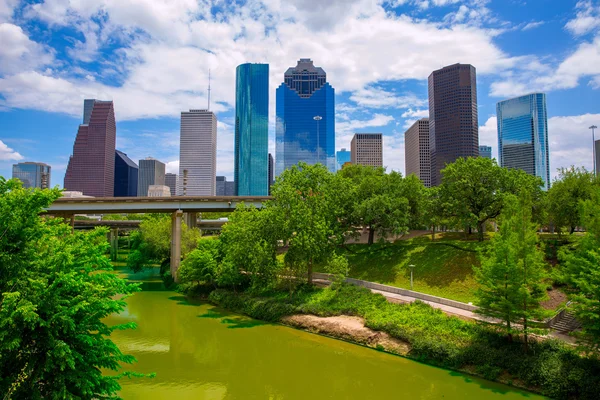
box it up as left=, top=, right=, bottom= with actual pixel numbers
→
left=0, top=1, right=598, bottom=185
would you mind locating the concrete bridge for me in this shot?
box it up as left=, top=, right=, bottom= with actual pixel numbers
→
left=45, top=196, right=272, bottom=279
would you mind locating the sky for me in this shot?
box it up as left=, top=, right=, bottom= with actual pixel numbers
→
left=0, top=0, right=599, bottom=188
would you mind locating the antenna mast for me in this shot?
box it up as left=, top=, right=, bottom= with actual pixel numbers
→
left=208, top=69, right=211, bottom=111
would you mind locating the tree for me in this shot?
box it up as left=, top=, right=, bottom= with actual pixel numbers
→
left=548, top=166, right=597, bottom=234
left=560, top=187, right=600, bottom=350
left=0, top=178, right=140, bottom=398
left=439, top=157, right=543, bottom=241
left=339, top=165, right=410, bottom=245
left=475, top=194, right=548, bottom=350
left=421, top=186, right=445, bottom=241
left=178, top=249, right=218, bottom=287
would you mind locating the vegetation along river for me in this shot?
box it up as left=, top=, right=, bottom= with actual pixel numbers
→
left=106, top=268, right=545, bottom=399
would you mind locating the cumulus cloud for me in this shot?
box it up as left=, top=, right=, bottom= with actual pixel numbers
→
left=478, top=116, right=498, bottom=159
left=0, top=139, right=23, bottom=161
left=0, top=23, right=54, bottom=75
left=565, top=0, right=600, bottom=36
left=350, top=87, right=426, bottom=109
left=0, top=0, right=18, bottom=23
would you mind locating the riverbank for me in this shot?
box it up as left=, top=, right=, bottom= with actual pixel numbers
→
left=206, top=284, right=600, bottom=400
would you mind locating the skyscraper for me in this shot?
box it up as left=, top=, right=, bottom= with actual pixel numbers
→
left=351, top=133, right=383, bottom=167
left=479, top=145, right=492, bottom=159
left=165, top=173, right=177, bottom=196
left=268, top=153, right=274, bottom=194
left=428, top=64, right=478, bottom=186
left=497, top=93, right=550, bottom=190
left=336, top=148, right=351, bottom=171
left=404, top=118, right=431, bottom=187
left=216, top=176, right=235, bottom=196
left=137, top=158, right=165, bottom=197
left=114, top=150, right=138, bottom=197
left=179, top=109, right=217, bottom=196
left=235, top=63, right=269, bottom=196
left=595, top=140, right=600, bottom=176
left=64, top=99, right=116, bottom=197
left=276, top=59, right=335, bottom=175
left=12, top=162, right=51, bottom=189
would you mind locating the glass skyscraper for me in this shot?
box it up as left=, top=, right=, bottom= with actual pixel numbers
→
left=336, top=148, right=351, bottom=171
left=479, top=145, right=492, bottom=159
left=234, top=63, right=269, bottom=196
left=12, top=162, right=51, bottom=189
left=276, top=59, right=335, bottom=176
left=114, top=150, right=138, bottom=197
left=497, top=93, right=550, bottom=190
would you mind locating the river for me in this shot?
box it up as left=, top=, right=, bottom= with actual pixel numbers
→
left=106, top=268, right=545, bottom=399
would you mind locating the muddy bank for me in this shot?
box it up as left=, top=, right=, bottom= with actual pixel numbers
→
left=281, top=314, right=410, bottom=355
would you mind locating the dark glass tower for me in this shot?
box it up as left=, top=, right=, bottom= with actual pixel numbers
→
left=276, top=59, right=335, bottom=175
left=114, top=150, right=138, bottom=197
left=234, top=63, right=269, bottom=196
left=428, top=64, right=478, bottom=186
left=64, top=99, right=116, bottom=197
left=497, top=93, right=550, bottom=190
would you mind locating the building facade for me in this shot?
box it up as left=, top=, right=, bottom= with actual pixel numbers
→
left=235, top=63, right=269, bottom=196
left=137, top=158, right=165, bottom=197
left=351, top=133, right=383, bottom=168
left=428, top=64, right=478, bottom=186
left=596, top=139, right=600, bottom=176
left=336, top=148, right=351, bottom=171
left=147, top=185, right=171, bottom=197
left=179, top=109, right=217, bottom=196
left=404, top=118, right=431, bottom=187
left=114, top=150, right=138, bottom=197
left=12, top=162, right=51, bottom=189
left=165, top=173, right=177, bottom=196
left=216, top=176, right=235, bottom=196
left=268, top=153, right=274, bottom=194
left=64, top=99, right=116, bottom=197
left=276, top=59, right=335, bottom=175
left=479, top=145, right=492, bottom=159
left=497, top=93, right=550, bottom=190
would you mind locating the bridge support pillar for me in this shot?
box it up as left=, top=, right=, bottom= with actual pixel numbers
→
left=184, top=212, right=197, bottom=229
left=170, top=210, right=183, bottom=282
left=109, top=228, right=119, bottom=261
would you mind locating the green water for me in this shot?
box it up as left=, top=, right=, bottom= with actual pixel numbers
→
left=107, top=270, right=544, bottom=399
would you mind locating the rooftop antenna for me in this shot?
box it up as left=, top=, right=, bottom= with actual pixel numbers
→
left=207, top=69, right=211, bottom=111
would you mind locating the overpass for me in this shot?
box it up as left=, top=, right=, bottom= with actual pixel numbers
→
left=45, top=196, right=272, bottom=280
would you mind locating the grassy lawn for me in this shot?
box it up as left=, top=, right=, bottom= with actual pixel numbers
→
left=321, top=233, right=490, bottom=303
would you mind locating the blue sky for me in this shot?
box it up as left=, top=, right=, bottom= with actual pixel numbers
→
left=0, top=0, right=599, bottom=187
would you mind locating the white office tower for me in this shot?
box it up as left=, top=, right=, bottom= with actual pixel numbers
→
left=178, top=109, right=217, bottom=196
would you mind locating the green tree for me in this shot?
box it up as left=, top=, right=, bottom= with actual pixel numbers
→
left=475, top=194, right=548, bottom=349
left=560, top=187, right=600, bottom=350
left=178, top=250, right=218, bottom=287
left=421, top=186, right=445, bottom=241
left=548, top=166, right=597, bottom=234
left=0, top=178, right=140, bottom=398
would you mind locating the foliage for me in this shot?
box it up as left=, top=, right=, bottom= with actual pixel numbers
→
left=560, top=186, right=600, bottom=350
left=210, top=283, right=600, bottom=399
left=475, top=194, right=548, bottom=347
left=325, top=253, right=349, bottom=288
left=178, top=249, right=218, bottom=286
left=439, top=157, right=543, bottom=241
left=548, top=166, right=597, bottom=234
left=0, top=178, right=141, bottom=399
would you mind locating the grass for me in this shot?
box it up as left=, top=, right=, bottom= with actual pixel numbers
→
left=208, top=284, right=600, bottom=399
left=318, top=233, right=489, bottom=303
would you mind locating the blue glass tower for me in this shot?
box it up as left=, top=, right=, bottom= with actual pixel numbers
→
left=235, top=63, right=269, bottom=196
left=336, top=148, right=351, bottom=171
left=114, top=150, right=138, bottom=197
left=497, top=93, right=550, bottom=190
left=276, top=59, right=335, bottom=175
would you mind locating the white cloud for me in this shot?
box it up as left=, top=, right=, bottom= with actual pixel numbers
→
left=522, top=21, right=545, bottom=31
left=0, top=23, right=54, bottom=75
left=0, top=0, right=18, bottom=23
left=565, top=0, right=600, bottom=36
left=336, top=113, right=395, bottom=136
left=350, top=86, right=426, bottom=109
left=0, top=139, right=23, bottom=161
left=478, top=116, right=498, bottom=159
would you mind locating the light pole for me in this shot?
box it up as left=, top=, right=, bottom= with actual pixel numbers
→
left=314, top=116, right=322, bottom=164
left=409, top=264, right=415, bottom=291
left=591, top=125, right=598, bottom=176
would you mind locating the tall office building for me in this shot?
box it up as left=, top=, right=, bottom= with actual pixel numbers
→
left=137, top=158, right=165, bottom=197
left=216, top=176, right=235, bottom=196
left=165, top=173, right=177, bottom=196
left=404, top=118, right=431, bottom=187
left=179, top=109, right=217, bottom=196
left=595, top=140, right=600, bottom=176
left=479, top=145, right=492, bottom=159
left=64, top=99, right=116, bottom=197
left=351, top=133, right=383, bottom=167
left=276, top=59, right=335, bottom=175
left=336, top=148, right=351, bottom=171
left=114, top=150, right=138, bottom=197
left=268, top=153, right=274, bottom=194
left=12, top=162, right=51, bottom=189
left=428, top=64, right=478, bottom=186
left=235, top=63, right=269, bottom=196
left=497, top=93, right=550, bottom=190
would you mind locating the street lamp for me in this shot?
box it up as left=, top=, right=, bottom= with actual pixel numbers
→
left=314, top=116, right=322, bottom=163
left=409, top=264, right=415, bottom=291
left=591, top=125, right=598, bottom=176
